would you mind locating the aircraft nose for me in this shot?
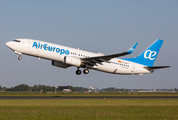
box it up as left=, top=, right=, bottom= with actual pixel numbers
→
left=6, top=42, right=11, bottom=48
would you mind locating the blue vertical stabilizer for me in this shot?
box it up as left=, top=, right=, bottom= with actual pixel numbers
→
left=123, top=39, right=164, bottom=66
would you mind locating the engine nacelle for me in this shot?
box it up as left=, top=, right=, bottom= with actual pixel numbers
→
left=64, top=56, right=82, bottom=67
left=52, top=61, right=69, bottom=68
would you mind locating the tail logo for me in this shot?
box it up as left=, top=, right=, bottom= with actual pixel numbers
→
left=144, top=50, right=157, bottom=60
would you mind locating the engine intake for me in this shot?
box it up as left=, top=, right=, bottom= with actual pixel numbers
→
left=64, top=56, right=81, bottom=67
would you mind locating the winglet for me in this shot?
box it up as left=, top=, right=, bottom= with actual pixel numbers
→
left=126, top=43, right=138, bottom=54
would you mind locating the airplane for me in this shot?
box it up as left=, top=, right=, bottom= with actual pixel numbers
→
left=6, top=38, right=170, bottom=75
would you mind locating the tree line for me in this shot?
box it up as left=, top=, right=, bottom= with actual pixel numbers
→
left=1, top=85, right=176, bottom=92
left=0, top=84, right=89, bottom=92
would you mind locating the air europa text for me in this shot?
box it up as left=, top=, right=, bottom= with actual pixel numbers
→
left=32, top=42, right=69, bottom=55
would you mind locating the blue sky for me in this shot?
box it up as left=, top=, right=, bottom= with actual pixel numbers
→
left=0, top=0, right=177, bottom=89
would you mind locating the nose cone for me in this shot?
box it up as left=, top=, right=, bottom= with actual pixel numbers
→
left=6, top=42, right=10, bottom=47
left=6, top=41, right=12, bottom=49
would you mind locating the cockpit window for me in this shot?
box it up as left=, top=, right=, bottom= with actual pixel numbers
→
left=13, top=40, right=21, bottom=42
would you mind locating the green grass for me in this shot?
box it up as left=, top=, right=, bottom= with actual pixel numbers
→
left=0, top=99, right=178, bottom=120
left=0, top=92, right=178, bottom=97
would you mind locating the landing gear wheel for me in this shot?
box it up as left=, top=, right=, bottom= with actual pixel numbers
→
left=76, top=70, right=82, bottom=75
left=18, top=56, right=22, bottom=60
left=83, top=69, right=89, bottom=74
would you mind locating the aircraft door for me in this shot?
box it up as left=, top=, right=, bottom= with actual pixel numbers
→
left=26, top=40, right=31, bottom=48
left=131, top=64, right=135, bottom=73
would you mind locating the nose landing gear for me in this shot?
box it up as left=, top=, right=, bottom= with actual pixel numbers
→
left=14, top=51, right=22, bottom=60
left=18, top=56, right=22, bottom=60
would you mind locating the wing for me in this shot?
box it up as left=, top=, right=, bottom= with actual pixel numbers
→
left=81, top=43, right=138, bottom=66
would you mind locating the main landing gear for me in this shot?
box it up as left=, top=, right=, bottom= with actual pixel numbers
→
left=83, top=69, right=89, bottom=74
left=76, top=68, right=89, bottom=75
left=76, top=68, right=82, bottom=75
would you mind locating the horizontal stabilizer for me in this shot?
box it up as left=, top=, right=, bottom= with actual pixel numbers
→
left=144, top=66, right=170, bottom=70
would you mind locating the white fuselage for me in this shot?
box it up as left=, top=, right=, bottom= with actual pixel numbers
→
left=6, top=39, right=151, bottom=75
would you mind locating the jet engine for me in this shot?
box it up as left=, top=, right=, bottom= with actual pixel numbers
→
left=64, top=56, right=82, bottom=67
left=52, top=61, right=69, bottom=68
